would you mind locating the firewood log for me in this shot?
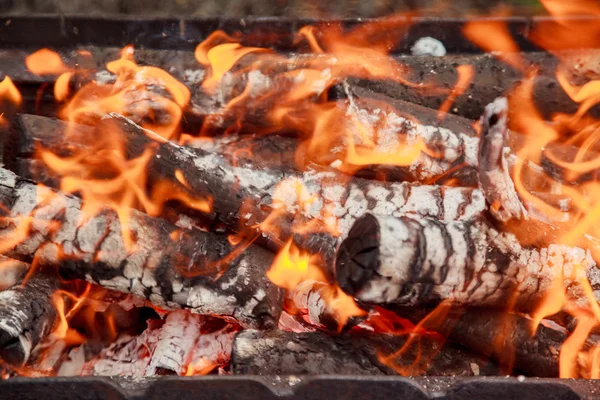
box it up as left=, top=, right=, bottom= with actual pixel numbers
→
left=231, top=329, right=500, bottom=376
left=477, top=97, right=527, bottom=222
left=9, top=107, right=480, bottom=185
left=0, top=273, right=58, bottom=366
left=335, top=213, right=597, bottom=311
left=350, top=50, right=598, bottom=120
left=6, top=47, right=595, bottom=121
left=7, top=113, right=486, bottom=269
left=398, top=306, right=595, bottom=378
left=0, top=168, right=283, bottom=329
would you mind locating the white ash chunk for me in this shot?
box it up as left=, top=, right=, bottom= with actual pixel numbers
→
left=85, top=310, right=235, bottom=377
left=411, top=37, right=446, bottom=57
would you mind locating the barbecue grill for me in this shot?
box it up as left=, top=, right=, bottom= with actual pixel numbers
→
left=1, top=9, right=600, bottom=399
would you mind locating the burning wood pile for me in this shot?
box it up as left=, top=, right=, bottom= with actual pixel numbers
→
left=2, top=1, right=600, bottom=380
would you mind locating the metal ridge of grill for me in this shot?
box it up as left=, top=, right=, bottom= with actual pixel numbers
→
left=0, top=376, right=593, bottom=400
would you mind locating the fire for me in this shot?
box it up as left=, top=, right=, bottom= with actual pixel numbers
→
left=267, top=240, right=365, bottom=329
left=184, top=358, right=217, bottom=376
left=459, top=1, right=600, bottom=378
left=463, top=19, right=526, bottom=71
left=25, top=49, right=71, bottom=76
left=437, top=65, right=474, bottom=120
left=195, top=31, right=271, bottom=94
left=60, top=45, right=190, bottom=140
left=193, top=18, right=432, bottom=173
left=39, top=117, right=210, bottom=248
left=0, top=76, right=22, bottom=124
left=9, top=3, right=600, bottom=380
left=0, top=76, right=22, bottom=106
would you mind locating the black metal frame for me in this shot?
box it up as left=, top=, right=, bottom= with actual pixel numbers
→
left=0, top=14, right=586, bottom=53
left=0, top=376, right=594, bottom=399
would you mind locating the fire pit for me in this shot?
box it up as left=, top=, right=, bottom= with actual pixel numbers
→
left=1, top=3, right=600, bottom=398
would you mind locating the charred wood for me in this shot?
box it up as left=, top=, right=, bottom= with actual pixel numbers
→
left=0, top=168, right=283, bottom=329
left=350, top=50, right=600, bottom=120
left=231, top=329, right=500, bottom=376
left=478, top=97, right=527, bottom=222
left=82, top=310, right=236, bottom=377
left=0, top=273, right=58, bottom=366
left=19, top=114, right=486, bottom=266
left=4, top=47, right=597, bottom=121
left=399, top=307, right=597, bottom=378
left=335, top=213, right=598, bottom=311
left=10, top=106, right=480, bottom=188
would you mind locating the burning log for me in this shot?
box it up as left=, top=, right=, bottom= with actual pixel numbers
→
left=478, top=97, right=527, bottom=222
left=350, top=50, right=596, bottom=120
left=8, top=46, right=594, bottom=122
left=9, top=108, right=480, bottom=188
left=231, top=329, right=500, bottom=376
left=335, top=213, right=597, bottom=311
left=0, top=168, right=283, bottom=329
left=9, top=113, right=486, bottom=266
left=398, top=307, right=596, bottom=378
left=0, top=273, right=58, bottom=366
left=446, top=309, right=571, bottom=378
left=82, top=310, right=236, bottom=377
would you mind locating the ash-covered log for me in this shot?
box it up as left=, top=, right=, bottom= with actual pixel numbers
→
left=8, top=46, right=595, bottom=121
left=0, top=168, right=283, bottom=329
left=10, top=104, right=481, bottom=186
left=0, top=273, right=58, bottom=366
left=231, top=329, right=499, bottom=376
left=478, top=97, right=527, bottom=222
left=20, top=114, right=486, bottom=264
left=335, top=213, right=597, bottom=311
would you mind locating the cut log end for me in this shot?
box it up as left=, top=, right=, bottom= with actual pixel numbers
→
left=0, top=274, right=58, bottom=366
left=335, top=214, right=381, bottom=299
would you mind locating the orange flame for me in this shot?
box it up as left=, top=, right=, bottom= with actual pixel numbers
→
left=459, top=0, right=600, bottom=378
left=60, top=45, right=190, bottom=140
left=530, top=0, right=600, bottom=53
left=25, top=49, right=71, bottom=76
left=463, top=19, right=526, bottom=71
left=0, top=76, right=23, bottom=124
left=437, top=65, right=474, bottom=120
left=39, top=118, right=210, bottom=248
left=267, top=240, right=365, bottom=329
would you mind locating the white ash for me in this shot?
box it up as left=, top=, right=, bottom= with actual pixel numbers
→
left=310, top=68, right=332, bottom=96
left=146, top=311, right=203, bottom=375
left=183, top=69, right=205, bottom=85
left=246, top=70, right=272, bottom=99
left=86, top=310, right=234, bottom=377
left=0, top=257, right=27, bottom=290
left=278, top=311, right=317, bottom=333
left=95, top=71, right=117, bottom=85
left=273, top=169, right=484, bottom=239
left=478, top=97, right=527, bottom=222
left=411, top=37, right=446, bottom=57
